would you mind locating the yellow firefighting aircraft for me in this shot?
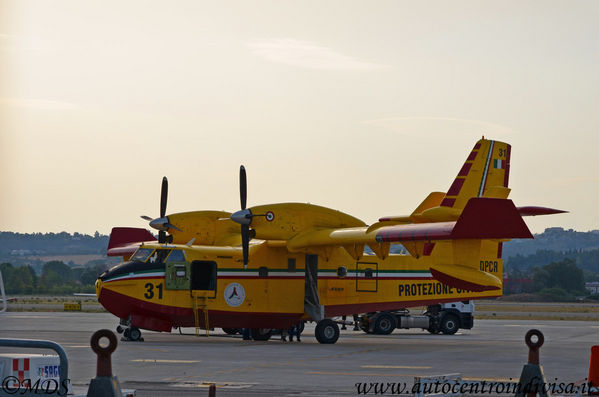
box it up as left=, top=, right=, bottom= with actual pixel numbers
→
left=97, top=138, right=565, bottom=343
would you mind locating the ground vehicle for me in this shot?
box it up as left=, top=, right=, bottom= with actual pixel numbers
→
left=358, top=301, right=474, bottom=335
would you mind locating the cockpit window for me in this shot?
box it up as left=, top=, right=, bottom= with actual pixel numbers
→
left=148, top=249, right=171, bottom=264
left=166, top=249, right=186, bottom=262
left=130, top=248, right=154, bottom=262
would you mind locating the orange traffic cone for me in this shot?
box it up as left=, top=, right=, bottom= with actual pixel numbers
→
left=589, top=346, right=599, bottom=395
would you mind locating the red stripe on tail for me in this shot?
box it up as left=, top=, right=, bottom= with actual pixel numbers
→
left=503, top=144, right=511, bottom=187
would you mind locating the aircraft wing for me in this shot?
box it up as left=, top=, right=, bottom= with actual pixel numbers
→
left=287, top=197, right=568, bottom=292
left=288, top=197, right=533, bottom=251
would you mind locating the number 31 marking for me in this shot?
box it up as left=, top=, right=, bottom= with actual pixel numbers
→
left=144, top=282, right=163, bottom=299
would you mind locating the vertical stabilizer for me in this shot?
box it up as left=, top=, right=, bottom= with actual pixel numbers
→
left=440, top=138, right=511, bottom=211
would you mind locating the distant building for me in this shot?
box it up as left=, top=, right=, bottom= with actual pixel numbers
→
left=10, top=249, right=32, bottom=256
left=585, top=282, right=599, bottom=294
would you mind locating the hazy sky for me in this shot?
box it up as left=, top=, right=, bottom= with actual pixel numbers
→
left=1, top=1, right=598, bottom=235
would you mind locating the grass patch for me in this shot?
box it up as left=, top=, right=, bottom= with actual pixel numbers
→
left=476, top=304, right=599, bottom=313
left=476, top=314, right=598, bottom=321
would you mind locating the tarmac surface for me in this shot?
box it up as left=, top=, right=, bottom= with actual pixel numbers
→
left=0, top=312, right=597, bottom=396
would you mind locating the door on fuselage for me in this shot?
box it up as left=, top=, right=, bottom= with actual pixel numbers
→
left=304, top=254, right=323, bottom=321
left=190, top=260, right=217, bottom=298
left=356, top=261, right=378, bottom=292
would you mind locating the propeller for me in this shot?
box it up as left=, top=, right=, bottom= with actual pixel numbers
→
left=140, top=176, right=181, bottom=243
left=230, top=166, right=252, bottom=268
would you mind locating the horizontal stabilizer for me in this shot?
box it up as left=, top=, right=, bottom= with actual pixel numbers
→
left=430, top=264, right=502, bottom=292
left=376, top=197, right=533, bottom=242
left=517, top=206, right=568, bottom=216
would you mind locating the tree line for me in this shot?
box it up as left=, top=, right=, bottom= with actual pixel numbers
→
left=506, top=258, right=590, bottom=301
left=0, top=231, right=109, bottom=256
left=0, top=261, right=106, bottom=295
left=506, top=248, right=599, bottom=276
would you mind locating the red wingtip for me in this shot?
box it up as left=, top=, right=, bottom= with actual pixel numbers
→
left=107, top=227, right=156, bottom=251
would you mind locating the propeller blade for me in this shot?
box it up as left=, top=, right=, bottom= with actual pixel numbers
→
left=239, top=166, right=247, bottom=210
left=160, top=176, right=168, bottom=218
left=165, top=223, right=182, bottom=232
left=241, top=224, right=249, bottom=268
left=140, top=215, right=153, bottom=221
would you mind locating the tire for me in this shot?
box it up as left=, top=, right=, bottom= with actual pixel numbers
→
left=440, top=314, right=459, bottom=335
left=116, top=325, right=124, bottom=334
left=250, top=328, right=272, bottom=341
left=315, top=319, right=340, bottom=344
left=222, top=328, right=241, bottom=335
left=129, top=327, right=142, bottom=341
left=427, top=317, right=440, bottom=334
left=358, top=316, right=371, bottom=333
left=373, top=313, right=396, bottom=335
left=297, top=321, right=305, bottom=334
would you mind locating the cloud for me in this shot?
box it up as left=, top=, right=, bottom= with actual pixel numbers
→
left=247, top=38, right=389, bottom=70
left=363, top=116, right=516, bottom=136
left=0, top=98, right=82, bottom=111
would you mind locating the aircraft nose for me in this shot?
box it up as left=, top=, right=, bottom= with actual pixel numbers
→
left=95, top=278, right=103, bottom=298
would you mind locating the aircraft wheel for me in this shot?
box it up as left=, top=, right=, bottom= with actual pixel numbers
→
left=222, top=328, right=241, bottom=335
left=373, top=313, right=396, bottom=335
left=297, top=321, right=305, bottom=334
left=129, top=326, right=142, bottom=341
left=116, top=325, right=124, bottom=334
left=440, top=314, right=459, bottom=335
left=315, top=319, right=340, bottom=344
left=250, top=328, right=272, bottom=341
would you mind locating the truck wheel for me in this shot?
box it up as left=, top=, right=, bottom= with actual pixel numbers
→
left=250, top=328, right=272, bottom=341
left=222, top=328, right=241, bottom=335
left=373, top=313, right=396, bottom=335
left=440, top=314, right=459, bottom=335
left=315, top=319, right=340, bottom=344
left=358, top=317, right=371, bottom=333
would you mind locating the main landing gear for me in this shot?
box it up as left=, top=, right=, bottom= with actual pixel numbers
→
left=117, top=322, right=144, bottom=342
left=315, top=319, right=340, bottom=344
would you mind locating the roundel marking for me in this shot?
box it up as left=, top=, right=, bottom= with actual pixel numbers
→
left=265, top=211, right=275, bottom=222
left=224, top=283, right=246, bottom=307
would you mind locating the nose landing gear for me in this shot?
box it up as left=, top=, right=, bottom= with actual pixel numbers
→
left=116, top=320, right=144, bottom=342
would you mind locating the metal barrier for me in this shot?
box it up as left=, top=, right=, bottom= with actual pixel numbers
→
left=0, top=338, right=69, bottom=396
left=0, top=271, right=6, bottom=313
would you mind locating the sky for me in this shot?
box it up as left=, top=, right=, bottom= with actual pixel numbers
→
left=1, top=0, right=598, bottom=235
